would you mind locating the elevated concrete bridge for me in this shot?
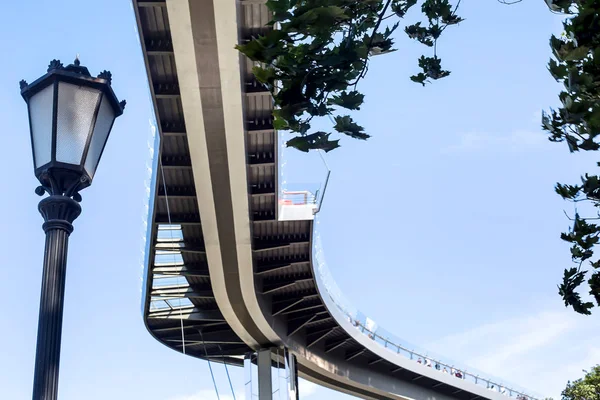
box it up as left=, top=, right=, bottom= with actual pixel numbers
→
left=133, top=1, right=536, bottom=399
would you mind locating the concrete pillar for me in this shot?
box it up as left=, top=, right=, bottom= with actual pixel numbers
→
left=257, top=348, right=273, bottom=400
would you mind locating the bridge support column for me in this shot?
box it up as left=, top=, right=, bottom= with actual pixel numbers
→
left=284, top=348, right=299, bottom=400
left=257, top=349, right=273, bottom=400
left=244, top=348, right=299, bottom=400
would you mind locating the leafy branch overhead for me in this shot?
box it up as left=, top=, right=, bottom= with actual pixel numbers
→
left=544, top=0, right=600, bottom=315
left=237, top=0, right=600, bottom=315
left=236, top=0, right=463, bottom=152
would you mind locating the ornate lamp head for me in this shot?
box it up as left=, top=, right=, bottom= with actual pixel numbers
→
left=20, top=57, right=126, bottom=201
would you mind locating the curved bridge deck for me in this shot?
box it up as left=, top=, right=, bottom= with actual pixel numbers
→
left=133, top=1, right=537, bottom=399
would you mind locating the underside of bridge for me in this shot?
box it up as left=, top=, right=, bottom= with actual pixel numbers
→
left=133, top=1, right=533, bottom=400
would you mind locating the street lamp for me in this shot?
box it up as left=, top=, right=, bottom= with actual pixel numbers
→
left=20, top=58, right=125, bottom=400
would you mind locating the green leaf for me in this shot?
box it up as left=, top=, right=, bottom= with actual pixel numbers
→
left=412, top=56, right=451, bottom=84
left=328, top=91, right=365, bottom=110
left=548, top=59, right=568, bottom=80
left=579, top=139, right=600, bottom=151
left=333, top=116, right=370, bottom=140
left=273, top=116, right=289, bottom=130
left=559, top=267, right=594, bottom=315
left=392, top=0, right=418, bottom=17
left=410, top=73, right=427, bottom=85
left=252, top=66, right=276, bottom=85
left=265, top=0, right=290, bottom=14
left=566, top=134, right=579, bottom=152
left=295, top=6, right=349, bottom=27
left=564, top=46, right=589, bottom=61
left=422, top=0, right=452, bottom=20
left=405, top=23, right=434, bottom=47
left=286, top=132, right=340, bottom=152
left=588, top=272, right=600, bottom=306
left=555, top=183, right=582, bottom=199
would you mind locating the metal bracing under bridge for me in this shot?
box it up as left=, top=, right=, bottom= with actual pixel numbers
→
left=132, top=1, right=538, bottom=400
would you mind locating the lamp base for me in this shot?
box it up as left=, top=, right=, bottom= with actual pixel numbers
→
left=38, top=195, right=81, bottom=232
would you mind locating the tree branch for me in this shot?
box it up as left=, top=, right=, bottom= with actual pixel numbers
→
left=353, top=0, right=394, bottom=90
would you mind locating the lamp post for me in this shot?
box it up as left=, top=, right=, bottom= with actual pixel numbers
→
left=20, top=58, right=125, bottom=400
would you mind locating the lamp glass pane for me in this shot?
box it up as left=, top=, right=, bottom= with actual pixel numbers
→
left=28, top=84, right=54, bottom=168
left=84, top=94, right=115, bottom=178
left=55, top=82, right=101, bottom=165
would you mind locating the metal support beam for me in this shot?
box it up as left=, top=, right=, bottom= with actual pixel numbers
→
left=150, top=286, right=214, bottom=299
left=162, top=131, right=187, bottom=137
left=151, top=321, right=227, bottom=335
left=250, top=183, right=275, bottom=195
left=155, top=242, right=206, bottom=254
left=262, top=275, right=314, bottom=294
left=257, top=349, right=272, bottom=400
left=255, top=257, right=309, bottom=274
left=161, top=121, right=186, bottom=133
left=148, top=308, right=224, bottom=321
left=281, top=303, right=325, bottom=316
left=288, top=314, right=317, bottom=336
left=153, top=264, right=209, bottom=277
left=307, top=327, right=337, bottom=348
left=325, top=338, right=349, bottom=353
left=272, top=289, right=317, bottom=304
left=309, top=314, right=333, bottom=325
left=161, top=330, right=242, bottom=345
left=254, top=237, right=309, bottom=251
left=201, top=346, right=250, bottom=357
left=248, top=152, right=275, bottom=165
left=345, top=348, right=366, bottom=361
left=272, top=298, right=304, bottom=316
left=154, top=82, right=180, bottom=99
left=252, top=210, right=276, bottom=221
left=145, top=38, right=173, bottom=54
left=161, top=155, right=192, bottom=169
left=137, top=1, right=166, bottom=7
left=157, top=185, right=196, bottom=198
left=155, top=213, right=200, bottom=225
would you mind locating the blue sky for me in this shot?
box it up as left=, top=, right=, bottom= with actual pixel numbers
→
left=1, top=0, right=598, bottom=399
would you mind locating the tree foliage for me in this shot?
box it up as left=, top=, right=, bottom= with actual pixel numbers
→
left=544, top=0, right=600, bottom=315
left=237, top=0, right=600, bottom=314
left=561, top=365, right=600, bottom=400
left=236, top=0, right=463, bottom=153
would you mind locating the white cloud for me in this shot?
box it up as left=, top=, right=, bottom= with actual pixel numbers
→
left=443, top=130, right=548, bottom=153
left=426, top=309, right=600, bottom=399
left=456, top=311, right=572, bottom=371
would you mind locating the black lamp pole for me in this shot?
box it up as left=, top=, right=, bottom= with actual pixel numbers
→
left=32, top=195, right=81, bottom=400
left=20, top=58, right=125, bottom=400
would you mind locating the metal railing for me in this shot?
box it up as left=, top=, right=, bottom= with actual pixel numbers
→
left=311, top=219, right=540, bottom=400
left=279, top=190, right=317, bottom=206
left=345, top=312, right=534, bottom=399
